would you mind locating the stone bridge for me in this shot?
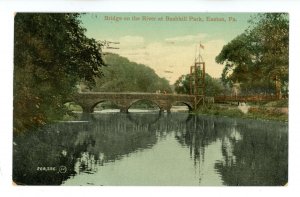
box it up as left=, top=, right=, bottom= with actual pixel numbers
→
left=71, top=92, right=202, bottom=113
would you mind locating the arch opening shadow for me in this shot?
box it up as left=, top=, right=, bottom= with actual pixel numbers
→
left=128, top=99, right=160, bottom=113
left=170, top=102, right=192, bottom=112
left=93, top=100, right=120, bottom=113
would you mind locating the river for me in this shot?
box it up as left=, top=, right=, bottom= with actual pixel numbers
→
left=13, top=111, right=288, bottom=186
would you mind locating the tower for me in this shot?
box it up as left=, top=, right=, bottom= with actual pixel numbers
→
left=189, top=43, right=205, bottom=97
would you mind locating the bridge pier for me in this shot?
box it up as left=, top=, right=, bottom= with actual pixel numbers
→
left=159, top=109, right=171, bottom=113
left=120, top=107, right=128, bottom=113
left=158, top=103, right=171, bottom=113
left=81, top=105, right=94, bottom=114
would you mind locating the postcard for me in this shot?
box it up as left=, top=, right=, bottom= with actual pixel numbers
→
left=12, top=12, right=288, bottom=186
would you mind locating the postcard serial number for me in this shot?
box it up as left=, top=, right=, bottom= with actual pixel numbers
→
left=37, top=166, right=56, bottom=171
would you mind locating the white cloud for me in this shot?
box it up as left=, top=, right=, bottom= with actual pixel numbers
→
left=201, top=39, right=226, bottom=79
left=119, top=36, right=145, bottom=48
left=165, top=33, right=207, bottom=43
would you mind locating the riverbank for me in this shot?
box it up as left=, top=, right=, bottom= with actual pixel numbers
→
left=195, top=100, right=288, bottom=122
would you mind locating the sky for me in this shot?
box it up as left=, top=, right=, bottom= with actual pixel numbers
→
left=80, top=13, right=254, bottom=84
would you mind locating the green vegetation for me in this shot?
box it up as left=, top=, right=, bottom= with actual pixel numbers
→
left=254, top=99, right=288, bottom=107
left=216, top=13, right=288, bottom=96
left=195, top=103, right=288, bottom=122
left=64, top=102, right=83, bottom=112
left=246, top=107, right=287, bottom=122
left=174, top=72, right=227, bottom=96
left=90, top=53, right=172, bottom=93
left=13, top=13, right=105, bottom=133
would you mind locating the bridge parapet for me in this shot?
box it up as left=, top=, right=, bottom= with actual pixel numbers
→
left=72, top=92, right=198, bottom=113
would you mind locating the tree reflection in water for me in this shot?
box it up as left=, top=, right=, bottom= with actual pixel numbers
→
left=13, top=113, right=166, bottom=185
left=13, top=113, right=287, bottom=186
left=175, top=116, right=287, bottom=186
left=214, top=119, right=288, bottom=186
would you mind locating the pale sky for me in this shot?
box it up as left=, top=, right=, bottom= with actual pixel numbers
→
left=81, top=13, right=253, bottom=84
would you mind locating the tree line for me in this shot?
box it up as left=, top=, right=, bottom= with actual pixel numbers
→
left=14, top=13, right=105, bottom=132
left=216, top=13, right=288, bottom=97
left=89, top=53, right=172, bottom=93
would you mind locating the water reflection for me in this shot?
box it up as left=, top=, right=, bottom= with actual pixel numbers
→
left=13, top=113, right=288, bottom=186
left=215, top=119, right=288, bottom=186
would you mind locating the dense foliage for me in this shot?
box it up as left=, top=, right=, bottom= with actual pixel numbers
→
left=14, top=13, right=105, bottom=132
left=216, top=13, right=288, bottom=96
left=90, top=53, right=172, bottom=93
left=174, top=71, right=226, bottom=96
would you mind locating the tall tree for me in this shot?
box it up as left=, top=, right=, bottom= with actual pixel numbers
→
left=250, top=13, right=289, bottom=97
left=14, top=13, right=105, bottom=132
left=216, top=13, right=288, bottom=96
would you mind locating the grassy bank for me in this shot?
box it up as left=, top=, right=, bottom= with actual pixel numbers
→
left=248, top=99, right=288, bottom=108
left=195, top=103, right=288, bottom=122
left=246, top=107, right=288, bottom=122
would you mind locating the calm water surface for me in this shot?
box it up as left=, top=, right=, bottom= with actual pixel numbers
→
left=13, top=112, right=288, bottom=186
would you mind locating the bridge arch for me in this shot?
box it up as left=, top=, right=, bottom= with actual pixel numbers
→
left=127, top=99, right=162, bottom=112
left=170, top=101, right=193, bottom=112
left=91, top=100, right=119, bottom=112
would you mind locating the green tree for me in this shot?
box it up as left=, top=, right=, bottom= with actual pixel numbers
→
left=251, top=13, right=289, bottom=97
left=14, top=13, right=105, bottom=132
left=216, top=13, right=288, bottom=96
left=174, top=72, right=225, bottom=96
left=90, top=53, right=172, bottom=93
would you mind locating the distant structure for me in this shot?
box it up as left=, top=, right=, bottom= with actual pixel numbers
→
left=232, top=82, right=241, bottom=97
left=189, top=43, right=206, bottom=107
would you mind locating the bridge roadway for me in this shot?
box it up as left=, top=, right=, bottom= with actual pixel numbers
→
left=72, top=92, right=201, bottom=113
